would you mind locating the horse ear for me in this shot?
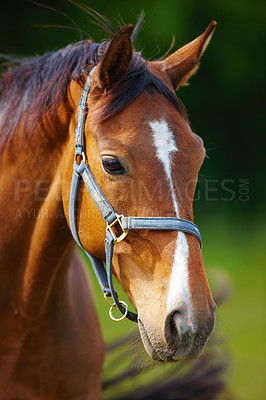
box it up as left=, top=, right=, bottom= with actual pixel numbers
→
left=94, top=25, right=133, bottom=89
left=163, top=21, right=217, bottom=90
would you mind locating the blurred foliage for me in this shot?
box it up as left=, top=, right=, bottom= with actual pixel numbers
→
left=1, top=0, right=265, bottom=209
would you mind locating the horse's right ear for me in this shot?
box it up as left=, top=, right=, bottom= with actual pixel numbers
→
left=93, top=25, right=133, bottom=90
left=163, top=21, right=217, bottom=90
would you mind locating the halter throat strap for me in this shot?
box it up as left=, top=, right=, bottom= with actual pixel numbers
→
left=69, top=66, right=202, bottom=323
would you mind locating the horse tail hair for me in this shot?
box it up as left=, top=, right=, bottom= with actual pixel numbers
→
left=102, top=329, right=230, bottom=400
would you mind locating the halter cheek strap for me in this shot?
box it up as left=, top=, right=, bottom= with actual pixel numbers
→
left=69, top=66, right=202, bottom=323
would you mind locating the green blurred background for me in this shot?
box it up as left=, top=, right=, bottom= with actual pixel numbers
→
left=1, top=0, right=265, bottom=399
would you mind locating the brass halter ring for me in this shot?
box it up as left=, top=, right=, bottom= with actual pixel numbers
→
left=104, top=293, right=128, bottom=322
left=109, top=301, right=128, bottom=322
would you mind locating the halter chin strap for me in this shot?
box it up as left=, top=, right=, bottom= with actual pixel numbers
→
left=69, top=66, right=202, bottom=323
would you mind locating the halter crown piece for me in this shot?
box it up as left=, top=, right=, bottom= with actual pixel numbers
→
left=69, top=66, right=202, bottom=323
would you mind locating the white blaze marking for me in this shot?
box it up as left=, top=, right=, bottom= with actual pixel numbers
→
left=149, top=119, right=179, bottom=216
left=149, top=119, right=192, bottom=317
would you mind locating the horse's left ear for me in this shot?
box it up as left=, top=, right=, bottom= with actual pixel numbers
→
left=163, top=21, right=217, bottom=90
left=94, top=25, right=133, bottom=90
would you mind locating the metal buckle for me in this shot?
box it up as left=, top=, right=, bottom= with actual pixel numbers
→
left=106, top=214, right=129, bottom=243
left=75, top=151, right=86, bottom=164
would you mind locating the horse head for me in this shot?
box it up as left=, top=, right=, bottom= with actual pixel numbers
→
left=62, top=22, right=216, bottom=362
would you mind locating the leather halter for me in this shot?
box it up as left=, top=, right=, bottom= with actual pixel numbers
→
left=69, top=66, right=202, bottom=323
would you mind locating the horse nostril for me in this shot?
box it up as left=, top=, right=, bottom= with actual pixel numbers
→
left=169, top=311, right=180, bottom=334
left=165, top=303, right=189, bottom=346
left=165, top=312, right=179, bottom=347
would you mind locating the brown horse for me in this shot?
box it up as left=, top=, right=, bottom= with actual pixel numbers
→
left=0, top=16, right=216, bottom=400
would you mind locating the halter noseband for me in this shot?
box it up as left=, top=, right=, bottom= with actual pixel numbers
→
left=69, top=66, right=202, bottom=323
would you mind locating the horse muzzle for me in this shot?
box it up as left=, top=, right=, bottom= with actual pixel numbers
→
left=138, top=305, right=215, bottom=362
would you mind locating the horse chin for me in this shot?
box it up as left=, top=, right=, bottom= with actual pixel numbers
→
left=138, top=320, right=164, bottom=362
left=138, top=319, right=207, bottom=363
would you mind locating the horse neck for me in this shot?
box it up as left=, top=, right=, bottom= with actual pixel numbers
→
left=0, top=102, right=74, bottom=321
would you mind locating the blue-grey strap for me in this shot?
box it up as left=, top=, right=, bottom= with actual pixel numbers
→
left=75, top=66, right=97, bottom=151
left=73, top=161, right=117, bottom=224
left=122, top=216, right=202, bottom=248
left=105, top=232, right=138, bottom=322
left=69, top=162, right=137, bottom=320
left=69, top=163, right=111, bottom=296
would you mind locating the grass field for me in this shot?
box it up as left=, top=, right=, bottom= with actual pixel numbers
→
left=85, top=209, right=266, bottom=399
left=202, top=211, right=266, bottom=400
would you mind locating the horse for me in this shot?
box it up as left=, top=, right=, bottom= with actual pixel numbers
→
left=0, top=13, right=217, bottom=399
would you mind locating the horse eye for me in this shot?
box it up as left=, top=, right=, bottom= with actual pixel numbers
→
left=101, top=156, right=125, bottom=175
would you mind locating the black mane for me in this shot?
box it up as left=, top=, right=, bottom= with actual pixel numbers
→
left=0, top=23, right=185, bottom=146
